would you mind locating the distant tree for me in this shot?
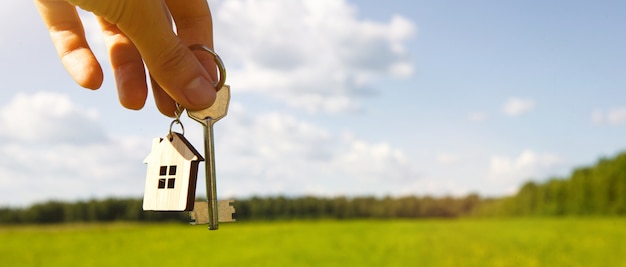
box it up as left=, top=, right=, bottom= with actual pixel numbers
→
left=475, top=151, right=626, bottom=217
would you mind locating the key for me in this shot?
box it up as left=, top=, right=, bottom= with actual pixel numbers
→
left=188, top=85, right=231, bottom=230
left=190, top=200, right=236, bottom=225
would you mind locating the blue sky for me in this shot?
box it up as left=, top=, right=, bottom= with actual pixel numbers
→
left=1, top=0, right=626, bottom=206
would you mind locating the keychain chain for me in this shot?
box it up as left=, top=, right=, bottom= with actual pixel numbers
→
left=168, top=103, right=185, bottom=139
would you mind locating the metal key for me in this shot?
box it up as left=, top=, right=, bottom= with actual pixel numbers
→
left=187, top=44, right=234, bottom=230
left=188, top=85, right=231, bottom=230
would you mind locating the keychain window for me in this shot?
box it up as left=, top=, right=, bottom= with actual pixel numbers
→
left=157, top=165, right=177, bottom=189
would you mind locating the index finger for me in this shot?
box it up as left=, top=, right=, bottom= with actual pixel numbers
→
left=34, top=0, right=103, bottom=89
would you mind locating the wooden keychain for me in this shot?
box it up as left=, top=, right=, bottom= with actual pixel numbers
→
left=142, top=106, right=204, bottom=211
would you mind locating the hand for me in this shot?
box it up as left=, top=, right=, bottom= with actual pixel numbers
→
left=34, top=0, right=218, bottom=117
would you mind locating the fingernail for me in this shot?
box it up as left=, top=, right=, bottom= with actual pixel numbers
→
left=184, top=77, right=215, bottom=107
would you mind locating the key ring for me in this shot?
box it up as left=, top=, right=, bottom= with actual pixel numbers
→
left=168, top=119, right=185, bottom=139
left=189, top=44, right=227, bottom=90
left=168, top=103, right=185, bottom=138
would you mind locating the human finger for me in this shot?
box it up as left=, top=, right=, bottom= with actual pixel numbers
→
left=151, top=77, right=177, bottom=117
left=166, top=0, right=219, bottom=87
left=149, top=3, right=177, bottom=117
left=97, top=17, right=148, bottom=110
left=34, top=0, right=103, bottom=89
left=67, top=0, right=216, bottom=111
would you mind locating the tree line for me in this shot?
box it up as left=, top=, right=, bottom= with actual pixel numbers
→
left=0, top=198, right=189, bottom=224
left=0, top=195, right=481, bottom=224
left=236, top=195, right=480, bottom=220
left=2, top=151, right=626, bottom=224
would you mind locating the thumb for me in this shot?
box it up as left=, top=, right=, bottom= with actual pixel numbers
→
left=67, top=0, right=216, bottom=110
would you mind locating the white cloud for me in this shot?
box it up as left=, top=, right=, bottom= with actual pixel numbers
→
left=502, top=97, right=535, bottom=117
left=0, top=92, right=105, bottom=144
left=333, top=137, right=414, bottom=183
left=401, top=179, right=470, bottom=197
left=211, top=0, right=416, bottom=113
left=0, top=92, right=149, bottom=206
left=592, top=107, right=626, bottom=125
left=215, top=103, right=420, bottom=197
left=0, top=137, right=148, bottom=206
left=606, top=108, right=626, bottom=124
left=488, top=150, right=564, bottom=186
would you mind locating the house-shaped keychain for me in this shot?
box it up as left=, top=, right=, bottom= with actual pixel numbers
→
left=143, top=132, right=204, bottom=211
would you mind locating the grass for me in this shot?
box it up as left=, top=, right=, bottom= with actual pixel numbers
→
left=1, top=218, right=625, bottom=266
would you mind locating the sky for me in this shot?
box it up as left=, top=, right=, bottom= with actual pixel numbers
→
left=1, top=0, right=626, bottom=206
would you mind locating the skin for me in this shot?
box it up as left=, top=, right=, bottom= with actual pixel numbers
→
left=34, top=0, right=219, bottom=117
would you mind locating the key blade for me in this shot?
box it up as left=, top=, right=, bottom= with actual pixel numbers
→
left=188, top=85, right=230, bottom=124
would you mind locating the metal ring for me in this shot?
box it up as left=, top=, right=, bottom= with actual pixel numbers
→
left=169, top=119, right=185, bottom=137
left=189, top=44, right=227, bottom=90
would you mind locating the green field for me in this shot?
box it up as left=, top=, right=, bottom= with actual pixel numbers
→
left=1, top=218, right=625, bottom=266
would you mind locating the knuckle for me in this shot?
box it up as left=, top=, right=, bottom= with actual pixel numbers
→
left=174, top=14, right=212, bottom=31
left=67, top=0, right=129, bottom=25
left=100, top=0, right=128, bottom=25
left=152, top=41, right=191, bottom=76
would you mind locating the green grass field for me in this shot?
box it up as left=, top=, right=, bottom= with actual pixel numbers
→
left=1, top=218, right=625, bottom=266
